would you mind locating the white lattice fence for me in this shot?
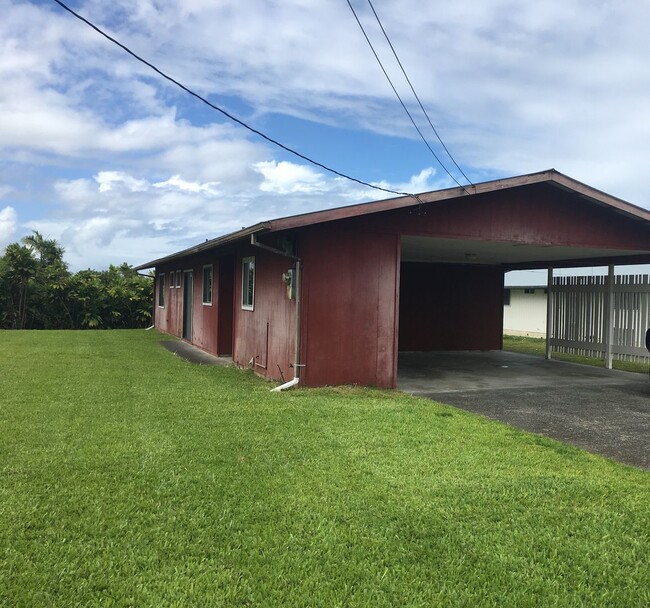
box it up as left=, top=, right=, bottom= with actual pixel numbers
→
left=550, top=274, right=650, bottom=363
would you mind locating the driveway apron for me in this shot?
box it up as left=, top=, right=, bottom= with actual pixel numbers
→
left=398, top=351, right=650, bottom=470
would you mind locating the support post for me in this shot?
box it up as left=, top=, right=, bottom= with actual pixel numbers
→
left=604, top=265, right=615, bottom=369
left=545, top=266, right=554, bottom=360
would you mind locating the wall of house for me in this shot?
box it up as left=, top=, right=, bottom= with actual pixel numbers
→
left=377, top=183, right=650, bottom=251
left=399, top=262, right=504, bottom=351
left=154, top=268, right=181, bottom=337
left=154, top=254, right=233, bottom=356
left=503, top=288, right=548, bottom=337
left=217, top=256, right=235, bottom=355
left=299, top=225, right=400, bottom=388
left=153, top=179, right=650, bottom=388
left=232, top=245, right=296, bottom=382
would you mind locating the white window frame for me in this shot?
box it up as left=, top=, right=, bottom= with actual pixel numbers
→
left=158, top=273, right=166, bottom=307
left=175, top=270, right=181, bottom=288
left=169, top=271, right=175, bottom=288
left=241, top=256, right=255, bottom=311
left=202, top=264, right=213, bottom=306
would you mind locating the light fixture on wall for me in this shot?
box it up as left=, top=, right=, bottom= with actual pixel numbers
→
left=282, top=268, right=295, bottom=300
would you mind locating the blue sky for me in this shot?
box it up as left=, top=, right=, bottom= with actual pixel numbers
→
left=1, top=0, right=650, bottom=271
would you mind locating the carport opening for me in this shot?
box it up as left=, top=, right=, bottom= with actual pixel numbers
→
left=396, top=234, right=650, bottom=387
left=397, top=236, right=505, bottom=359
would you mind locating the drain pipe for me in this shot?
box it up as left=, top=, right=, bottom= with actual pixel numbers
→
left=250, top=233, right=303, bottom=391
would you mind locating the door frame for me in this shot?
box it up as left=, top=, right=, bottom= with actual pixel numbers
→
left=182, top=269, right=194, bottom=340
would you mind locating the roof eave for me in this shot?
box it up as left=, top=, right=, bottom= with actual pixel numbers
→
left=134, top=222, right=270, bottom=270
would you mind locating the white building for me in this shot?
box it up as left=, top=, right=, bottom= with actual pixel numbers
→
left=503, top=285, right=548, bottom=337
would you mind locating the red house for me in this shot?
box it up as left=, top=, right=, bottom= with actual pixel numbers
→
left=136, top=170, right=650, bottom=389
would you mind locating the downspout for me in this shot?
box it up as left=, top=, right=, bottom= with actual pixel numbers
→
left=250, top=233, right=303, bottom=391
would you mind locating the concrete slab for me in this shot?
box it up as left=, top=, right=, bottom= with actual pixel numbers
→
left=398, top=351, right=650, bottom=470
left=161, top=340, right=232, bottom=366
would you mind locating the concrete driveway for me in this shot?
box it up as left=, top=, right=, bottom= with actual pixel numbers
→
left=398, top=351, right=650, bottom=470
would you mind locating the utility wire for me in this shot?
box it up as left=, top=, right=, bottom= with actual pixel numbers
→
left=365, top=0, right=473, bottom=186
left=51, top=0, right=416, bottom=199
left=346, top=0, right=470, bottom=192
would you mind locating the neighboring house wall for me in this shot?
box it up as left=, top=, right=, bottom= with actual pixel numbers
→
left=503, top=288, right=548, bottom=337
left=400, top=263, right=504, bottom=350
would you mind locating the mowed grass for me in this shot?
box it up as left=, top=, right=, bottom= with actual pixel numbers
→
left=503, top=334, right=649, bottom=374
left=1, top=331, right=649, bottom=607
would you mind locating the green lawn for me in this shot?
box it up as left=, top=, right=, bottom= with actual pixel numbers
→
left=1, top=331, right=648, bottom=607
left=503, top=334, right=649, bottom=374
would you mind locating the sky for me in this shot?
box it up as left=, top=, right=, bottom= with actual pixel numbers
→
left=1, top=0, right=649, bottom=271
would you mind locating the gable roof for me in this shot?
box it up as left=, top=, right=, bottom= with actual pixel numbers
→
left=135, top=169, right=650, bottom=270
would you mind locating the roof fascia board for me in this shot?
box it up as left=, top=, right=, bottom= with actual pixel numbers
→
left=135, top=169, right=650, bottom=270
left=264, top=169, right=650, bottom=233
left=134, top=223, right=270, bottom=270
left=264, top=171, right=559, bottom=232
left=548, top=172, right=650, bottom=222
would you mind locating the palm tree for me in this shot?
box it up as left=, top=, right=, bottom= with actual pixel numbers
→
left=1, top=243, right=38, bottom=328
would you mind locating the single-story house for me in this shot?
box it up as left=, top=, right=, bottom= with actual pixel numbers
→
left=503, top=282, right=548, bottom=337
left=136, top=170, right=650, bottom=389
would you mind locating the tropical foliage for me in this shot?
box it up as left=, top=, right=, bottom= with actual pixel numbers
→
left=0, top=232, right=152, bottom=329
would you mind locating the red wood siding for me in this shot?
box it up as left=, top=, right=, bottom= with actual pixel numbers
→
left=217, top=256, right=235, bottom=355
left=232, top=246, right=296, bottom=382
left=381, top=184, right=650, bottom=250
left=155, top=255, right=234, bottom=357
left=399, top=263, right=504, bottom=351
left=299, top=225, right=399, bottom=388
left=154, top=270, right=181, bottom=336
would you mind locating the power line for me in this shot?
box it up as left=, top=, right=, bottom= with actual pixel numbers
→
left=346, top=0, right=471, bottom=191
left=50, top=0, right=415, bottom=199
left=365, top=0, right=473, bottom=186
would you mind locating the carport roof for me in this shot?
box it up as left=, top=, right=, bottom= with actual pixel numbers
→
left=135, top=169, right=650, bottom=270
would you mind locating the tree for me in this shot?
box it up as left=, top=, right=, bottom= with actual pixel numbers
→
left=0, top=232, right=153, bottom=329
left=20, top=231, right=72, bottom=328
left=0, top=243, right=38, bottom=329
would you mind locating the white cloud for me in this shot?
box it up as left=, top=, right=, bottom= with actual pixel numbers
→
left=3, top=0, right=650, bottom=271
left=96, top=171, right=149, bottom=193
left=0, top=206, right=17, bottom=248
left=255, top=161, right=327, bottom=194
left=153, top=175, right=221, bottom=196
left=39, top=163, right=438, bottom=271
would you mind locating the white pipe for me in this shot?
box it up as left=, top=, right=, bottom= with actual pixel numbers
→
left=250, top=234, right=303, bottom=392
left=270, top=376, right=300, bottom=392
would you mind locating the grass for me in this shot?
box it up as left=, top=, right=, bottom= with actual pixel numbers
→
left=1, top=330, right=649, bottom=607
left=503, top=334, right=649, bottom=374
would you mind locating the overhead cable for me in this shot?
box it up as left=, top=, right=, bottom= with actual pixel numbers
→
left=51, top=0, right=416, bottom=199
left=346, top=0, right=471, bottom=192
left=365, top=0, right=473, bottom=186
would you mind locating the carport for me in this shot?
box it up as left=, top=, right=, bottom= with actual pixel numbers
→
left=395, top=172, right=650, bottom=380
left=393, top=173, right=650, bottom=468
left=398, top=350, right=650, bottom=469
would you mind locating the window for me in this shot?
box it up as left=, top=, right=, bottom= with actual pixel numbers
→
left=524, top=288, right=535, bottom=294
left=503, top=289, right=511, bottom=306
left=202, top=265, right=213, bottom=305
left=158, top=273, right=166, bottom=307
left=169, top=271, right=174, bottom=288
left=242, top=257, right=255, bottom=310
left=175, top=270, right=181, bottom=288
